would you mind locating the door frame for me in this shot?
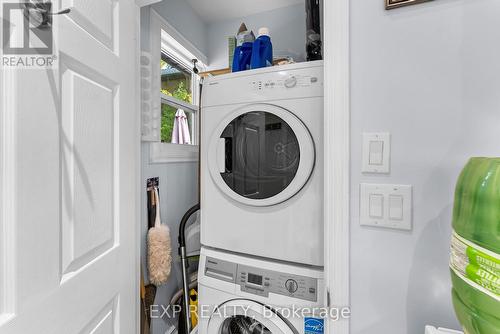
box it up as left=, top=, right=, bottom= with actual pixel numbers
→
left=134, top=3, right=142, bottom=334
left=323, top=0, right=350, bottom=333
left=0, top=60, right=17, bottom=327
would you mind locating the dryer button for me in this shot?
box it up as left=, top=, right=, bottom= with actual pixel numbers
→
left=284, top=76, right=297, bottom=88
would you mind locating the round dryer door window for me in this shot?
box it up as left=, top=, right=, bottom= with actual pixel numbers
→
left=208, top=104, right=315, bottom=207
left=207, top=299, right=295, bottom=334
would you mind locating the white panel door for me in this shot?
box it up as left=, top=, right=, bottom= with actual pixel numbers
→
left=0, top=1, right=138, bottom=333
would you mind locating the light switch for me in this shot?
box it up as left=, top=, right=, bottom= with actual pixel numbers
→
left=362, top=133, right=391, bottom=173
left=388, top=195, right=403, bottom=220
left=360, top=183, right=412, bottom=231
left=369, top=141, right=384, bottom=165
left=369, top=194, right=383, bottom=218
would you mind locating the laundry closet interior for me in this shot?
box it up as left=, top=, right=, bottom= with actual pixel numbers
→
left=3, top=1, right=500, bottom=334
left=139, top=1, right=325, bottom=334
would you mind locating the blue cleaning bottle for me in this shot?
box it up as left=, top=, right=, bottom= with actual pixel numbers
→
left=250, top=27, right=273, bottom=69
left=232, top=30, right=255, bottom=72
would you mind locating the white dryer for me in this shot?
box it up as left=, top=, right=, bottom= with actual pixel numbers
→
left=198, top=247, right=325, bottom=334
left=201, top=61, right=323, bottom=266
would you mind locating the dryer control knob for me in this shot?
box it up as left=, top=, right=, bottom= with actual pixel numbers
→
left=284, top=76, right=297, bottom=88
left=285, top=279, right=298, bottom=293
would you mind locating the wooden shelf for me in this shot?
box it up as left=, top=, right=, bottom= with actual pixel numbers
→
left=199, top=68, right=231, bottom=78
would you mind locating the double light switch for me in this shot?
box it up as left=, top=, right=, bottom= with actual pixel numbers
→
left=360, top=183, right=412, bottom=231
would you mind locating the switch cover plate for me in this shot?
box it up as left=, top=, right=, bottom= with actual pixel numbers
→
left=360, top=183, right=412, bottom=231
left=362, top=133, right=391, bottom=173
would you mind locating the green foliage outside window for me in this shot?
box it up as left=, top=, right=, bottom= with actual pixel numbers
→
left=160, top=58, right=193, bottom=143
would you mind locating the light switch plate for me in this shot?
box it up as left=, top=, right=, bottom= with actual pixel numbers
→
left=362, top=133, right=391, bottom=173
left=360, top=183, right=412, bottom=231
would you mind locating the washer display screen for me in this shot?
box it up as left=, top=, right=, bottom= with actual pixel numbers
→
left=247, top=273, right=263, bottom=286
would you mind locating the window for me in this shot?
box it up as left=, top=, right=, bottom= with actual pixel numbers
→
left=148, top=10, right=207, bottom=163
left=160, top=52, right=194, bottom=144
left=161, top=53, right=192, bottom=102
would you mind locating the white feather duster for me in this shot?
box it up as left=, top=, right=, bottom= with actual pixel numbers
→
left=148, top=188, right=172, bottom=285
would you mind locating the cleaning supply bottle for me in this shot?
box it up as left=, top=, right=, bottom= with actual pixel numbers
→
left=232, top=34, right=254, bottom=72
left=250, top=27, right=273, bottom=69
left=450, top=157, right=500, bottom=334
left=232, top=23, right=255, bottom=72
left=189, top=289, right=198, bottom=328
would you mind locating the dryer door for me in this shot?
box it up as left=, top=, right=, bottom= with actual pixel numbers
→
left=207, top=299, right=296, bottom=334
left=208, top=104, right=315, bottom=207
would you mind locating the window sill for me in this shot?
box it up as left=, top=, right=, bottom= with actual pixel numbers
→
left=149, top=142, right=198, bottom=164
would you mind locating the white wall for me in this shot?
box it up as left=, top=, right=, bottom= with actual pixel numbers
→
left=350, top=0, right=500, bottom=333
left=206, top=4, right=307, bottom=70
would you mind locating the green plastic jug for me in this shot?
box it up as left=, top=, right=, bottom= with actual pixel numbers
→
left=450, top=158, right=500, bottom=334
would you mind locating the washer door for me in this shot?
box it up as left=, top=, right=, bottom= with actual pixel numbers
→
left=207, top=299, right=296, bottom=334
left=208, top=104, right=315, bottom=207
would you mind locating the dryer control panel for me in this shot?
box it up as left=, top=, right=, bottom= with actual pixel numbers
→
left=205, top=257, right=318, bottom=302
left=250, top=74, right=319, bottom=92
left=202, top=61, right=323, bottom=108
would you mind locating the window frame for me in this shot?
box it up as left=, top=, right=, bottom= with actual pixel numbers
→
left=148, top=9, right=206, bottom=164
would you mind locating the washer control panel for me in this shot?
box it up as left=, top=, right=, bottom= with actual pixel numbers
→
left=205, top=257, right=318, bottom=302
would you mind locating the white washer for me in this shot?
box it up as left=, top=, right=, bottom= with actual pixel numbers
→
left=198, top=247, right=325, bottom=334
left=201, top=61, right=324, bottom=266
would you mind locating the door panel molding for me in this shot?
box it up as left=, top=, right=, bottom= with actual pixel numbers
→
left=60, top=62, right=118, bottom=279
left=79, top=296, right=119, bottom=334
left=64, top=0, right=118, bottom=53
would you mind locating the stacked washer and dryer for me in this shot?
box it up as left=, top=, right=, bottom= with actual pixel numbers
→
left=198, top=61, right=325, bottom=334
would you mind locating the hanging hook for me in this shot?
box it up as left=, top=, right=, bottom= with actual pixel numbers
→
left=192, top=59, right=199, bottom=74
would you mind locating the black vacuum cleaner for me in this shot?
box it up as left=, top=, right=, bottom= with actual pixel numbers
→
left=178, top=203, right=200, bottom=334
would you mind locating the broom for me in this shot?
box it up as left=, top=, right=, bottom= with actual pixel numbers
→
left=148, top=188, right=172, bottom=285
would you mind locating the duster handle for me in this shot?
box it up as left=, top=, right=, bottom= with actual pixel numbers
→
left=154, top=188, right=161, bottom=227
